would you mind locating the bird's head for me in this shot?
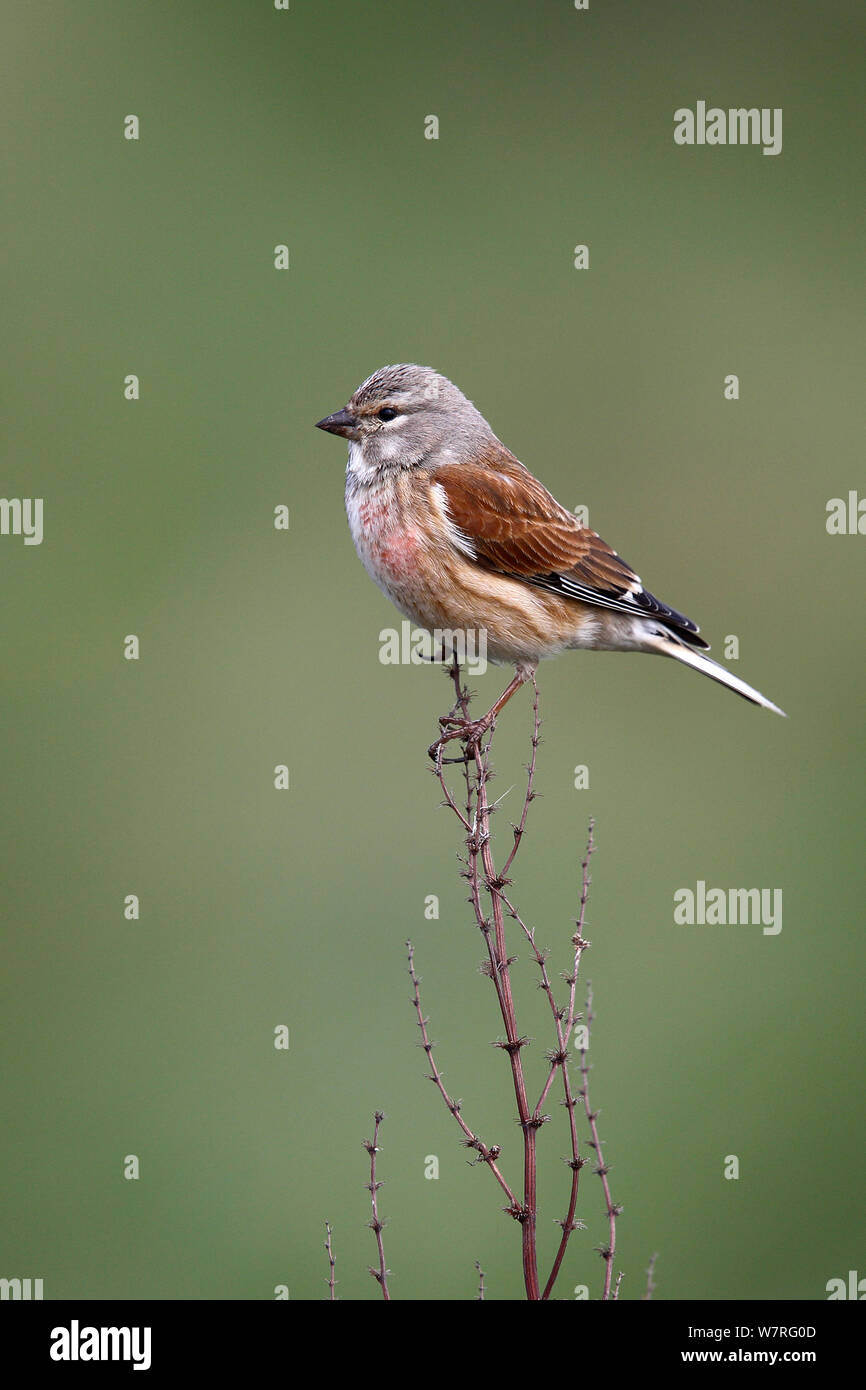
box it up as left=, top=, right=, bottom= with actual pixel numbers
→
left=315, top=364, right=494, bottom=474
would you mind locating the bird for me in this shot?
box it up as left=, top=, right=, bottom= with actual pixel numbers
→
left=316, top=364, right=785, bottom=757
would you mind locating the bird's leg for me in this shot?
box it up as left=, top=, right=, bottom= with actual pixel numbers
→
left=428, top=665, right=535, bottom=764
left=436, top=654, right=470, bottom=729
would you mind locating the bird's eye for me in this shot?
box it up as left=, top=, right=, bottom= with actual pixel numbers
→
left=377, top=407, right=398, bottom=421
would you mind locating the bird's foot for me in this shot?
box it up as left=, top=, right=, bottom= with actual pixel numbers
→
left=427, top=716, right=492, bottom=766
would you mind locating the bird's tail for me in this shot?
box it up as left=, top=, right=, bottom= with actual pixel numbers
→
left=648, top=634, right=786, bottom=716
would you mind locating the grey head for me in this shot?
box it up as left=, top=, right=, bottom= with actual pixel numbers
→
left=315, top=364, right=496, bottom=473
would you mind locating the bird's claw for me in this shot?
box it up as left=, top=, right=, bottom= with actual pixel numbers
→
left=427, top=718, right=491, bottom=765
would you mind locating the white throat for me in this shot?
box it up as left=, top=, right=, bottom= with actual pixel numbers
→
left=346, top=440, right=377, bottom=484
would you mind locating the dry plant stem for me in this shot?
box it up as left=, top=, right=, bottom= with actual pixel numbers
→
left=472, top=733, right=540, bottom=1300
left=364, top=1112, right=390, bottom=1300
left=643, top=1252, right=659, bottom=1301
left=324, top=1222, right=337, bottom=1301
left=407, top=941, right=519, bottom=1209
left=500, top=681, right=541, bottom=879
left=429, top=662, right=606, bottom=1301
left=477, top=716, right=596, bottom=1299
left=498, top=880, right=588, bottom=1302
left=580, top=983, right=619, bottom=1299
left=432, top=663, right=544, bottom=1297
left=475, top=1261, right=486, bottom=1301
left=536, top=822, right=595, bottom=1299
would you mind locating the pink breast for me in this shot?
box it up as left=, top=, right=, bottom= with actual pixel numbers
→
left=357, top=498, right=420, bottom=581
left=375, top=528, right=420, bottom=580
left=358, top=497, right=388, bottom=532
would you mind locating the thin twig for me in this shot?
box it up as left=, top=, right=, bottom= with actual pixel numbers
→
left=580, top=982, right=621, bottom=1299
left=363, top=1112, right=390, bottom=1300
left=566, top=821, right=596, bottom=1041
left=324, top=1222, right=337, bottom=1301
left=472, top=727, right=540, bottom=1299
left=643, top=1252, right=659, bottom=1301
left=430, top=660, right=473, bottom=830
left=407, top=941, right=520, bottom=1211
left=539, top=821, right=596, bottom=1298
left=501, top=677, right=541, bottom=878
left=424, top=665, right=615, bottom=1302
left=475, top=1260, right=486, bottom=1301
left=431, top=662, right=540, bottom=1294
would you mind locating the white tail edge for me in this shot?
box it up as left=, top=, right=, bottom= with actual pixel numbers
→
left=651, top=636, right=787, bottom=716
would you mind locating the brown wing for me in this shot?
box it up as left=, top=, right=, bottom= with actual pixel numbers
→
left=432, top=451, right=707, bottom=647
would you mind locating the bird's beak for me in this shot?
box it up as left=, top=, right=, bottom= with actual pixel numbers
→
left=315, top=407, right=359, bottom=441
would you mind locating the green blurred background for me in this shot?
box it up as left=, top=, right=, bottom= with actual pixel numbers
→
left=2, top=0, right=863, bottom=1300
